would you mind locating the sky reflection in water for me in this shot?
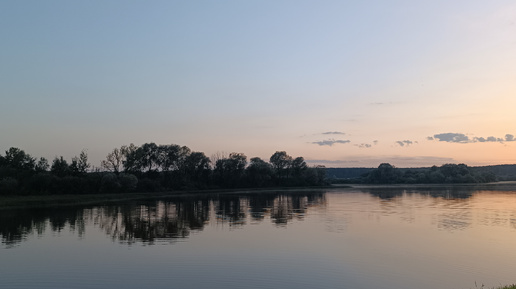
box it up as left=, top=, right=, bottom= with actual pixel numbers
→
left=1, top=188, right=516, bottom=289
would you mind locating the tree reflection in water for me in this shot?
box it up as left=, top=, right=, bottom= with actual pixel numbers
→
left=5, top=187, right=510, bottom=247
left=0, top=206, right=87, bottom=248
left=364, top=187, right=479, bottom=231
left=0, top=191, right=326, bottom=246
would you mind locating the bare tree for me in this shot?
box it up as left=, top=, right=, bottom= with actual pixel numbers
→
left=102, top=147, right=125, bottom=174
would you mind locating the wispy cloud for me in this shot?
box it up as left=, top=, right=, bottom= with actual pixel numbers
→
left=395, top=140, right=417, bottom=147
left=322, top=131, right=345, bottom=135
left=355, top=141, right=378, bottom=149
left=431, top=133, right=516, bottom=143
left=312, top=139, right=351, bottom=146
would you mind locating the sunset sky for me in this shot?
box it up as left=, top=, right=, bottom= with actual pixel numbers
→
left=1, top=0, right=516, bottom=168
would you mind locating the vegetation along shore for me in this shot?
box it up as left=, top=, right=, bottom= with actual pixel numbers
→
left=0, top=143, right=326, bottom=196
left=0, top=143, right=509, bottom=196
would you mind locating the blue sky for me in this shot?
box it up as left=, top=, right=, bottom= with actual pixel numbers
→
left=1, top=0, right=516, bottom=167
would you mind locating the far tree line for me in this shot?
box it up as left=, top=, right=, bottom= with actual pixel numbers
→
left=331, top=163, right=497, bottom=184
left=0, top=144, right=327, bottom=195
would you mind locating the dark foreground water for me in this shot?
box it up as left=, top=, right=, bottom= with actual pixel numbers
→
left=2, top=186, right=516, bottom=289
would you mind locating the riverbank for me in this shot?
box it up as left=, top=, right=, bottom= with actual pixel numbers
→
left=0, top=185, right=339, bottom=210
left=4, top=182, right=516, bottom=210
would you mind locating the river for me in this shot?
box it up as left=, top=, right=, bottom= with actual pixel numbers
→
left=2, top=185, right=516, bottom=288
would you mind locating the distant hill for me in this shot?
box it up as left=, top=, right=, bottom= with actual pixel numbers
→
left=326, top=164, right=516, bottom=181
left=326, top=167, right=375, bottom=179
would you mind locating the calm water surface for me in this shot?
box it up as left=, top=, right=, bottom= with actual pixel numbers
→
left=2, top=186, right=516, bottom=289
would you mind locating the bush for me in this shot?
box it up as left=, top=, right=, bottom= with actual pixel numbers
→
left=58, top=176, right=84, bottom=194
left=100, top=173, right=121, bottom=193
left=137, top=178, right=161, bottom=192
left=28, top=173, right=55, bottom=194
left=0, top=177, right=19, bottom=195
left=119, top=174, right=138, bottom=192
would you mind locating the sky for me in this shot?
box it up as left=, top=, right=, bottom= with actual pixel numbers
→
left=1, top=0, right=516, bottom=168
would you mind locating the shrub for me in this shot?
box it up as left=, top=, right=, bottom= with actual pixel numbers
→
left=100, top=173, right=121, bottom=193
left=137, top=178, right=161, bottom=192
left=0, top=177, right=19, bottom=195
left=119, top=173, right=138, bottom=193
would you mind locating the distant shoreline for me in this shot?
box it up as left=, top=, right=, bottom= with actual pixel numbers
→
left=335, top=180, right=516, bottom=189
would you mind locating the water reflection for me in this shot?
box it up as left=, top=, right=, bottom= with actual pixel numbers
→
left=361, top=186, right=516, bottom=232
left=365, top=187, right=474, bottom=200
left=0, top=191, right=326, bottom=246
left=3, top=187, right=516, bottom=248
left=0, top=206, right=87, bottom=247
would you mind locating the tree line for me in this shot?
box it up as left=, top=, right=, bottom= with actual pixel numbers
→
left=0, top=144, right=327, bottom=195
left=346, top=163, right=497, bottom=184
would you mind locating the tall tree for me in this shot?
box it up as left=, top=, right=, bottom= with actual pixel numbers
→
left=137, top=143, right=159, bottom=172
left=70, top=150, right=90, bottom=175
left=35, top=157, right=50, bottom=172
left=4, top=147, right=35, bottom=170
left=51, top=156, right=70, bottom=177
left=122, top=144, right=140, bottom=173
left=269, top=151, right=292, bottom=179
left=291, top=157, right=307, bottom=178
left=101, top=146, right=127, bottom=174
left=183, top=151, right=211, bottom=186
left=156, top=144, right=182, bottom=171
left=246, top=157, right=273, bottom=187
left=214, top=153, right=247, bottom=187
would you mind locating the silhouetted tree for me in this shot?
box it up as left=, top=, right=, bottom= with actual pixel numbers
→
left=291, top=157, right=307, bottom=178
left=213, top=153, right=247, bottom=187
left=121, top=143, right=140, bottom=173
left=51, top=157, right=70, bottom=177
left=246, top=157, right=273, bottom=187
left=70, top=150, right=90, bottom=176
left=101, top=145, right=132, bottom=174
left=4, top=147, right=35, bottom=170
left=182, top=151, right=211, bottom=188
left=35, top=157, right=50, bottom=172
left=305, top=165, right=327, bottom=186
left=156, top=144, right=182, bottom=171
left=136, top=143, right=160, bottom=172
left=270, top=151, right=292, bottom=180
